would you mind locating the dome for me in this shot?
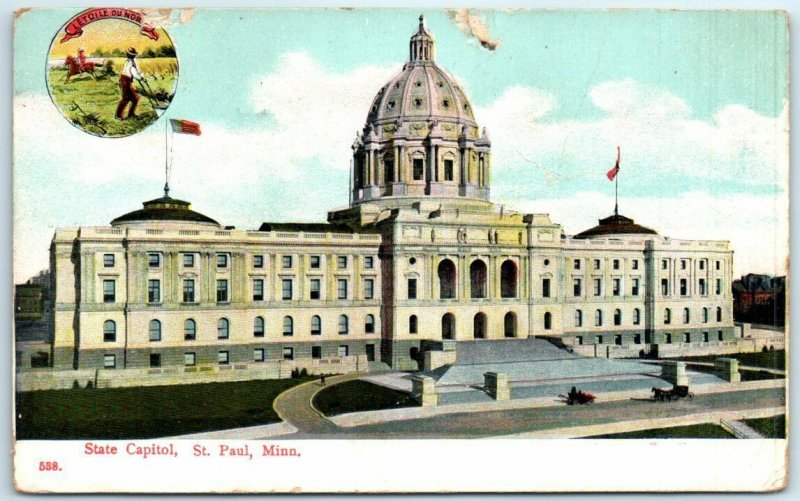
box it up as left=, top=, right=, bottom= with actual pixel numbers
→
left=111, top=195, right=220, bottom=227
left=573, top=213, right=658, bottom=239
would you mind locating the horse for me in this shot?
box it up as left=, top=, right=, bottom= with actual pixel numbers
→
left=63, top=55, right=100, bottom=82
left=651, top=386, right=672, bottom=402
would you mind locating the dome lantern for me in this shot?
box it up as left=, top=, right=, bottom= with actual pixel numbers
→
left=410, top=15, right=435, bottom=62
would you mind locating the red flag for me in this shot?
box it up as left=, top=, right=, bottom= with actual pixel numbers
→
left=606, top=146, right=620, bottom=181
left=170, top=119, right=202, bottom=136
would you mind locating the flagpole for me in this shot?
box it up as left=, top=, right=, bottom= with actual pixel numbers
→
left=614, top=170, right=618, bottom=216
left=164, top=118, right=170, bottom=197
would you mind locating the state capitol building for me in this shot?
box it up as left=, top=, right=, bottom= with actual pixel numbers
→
left=37, top=18, right=734, bottom=379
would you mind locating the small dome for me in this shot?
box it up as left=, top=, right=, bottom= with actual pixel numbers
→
left=573, top=213, right=658, bottom=239
left=111, top=195, right=219, bottom=227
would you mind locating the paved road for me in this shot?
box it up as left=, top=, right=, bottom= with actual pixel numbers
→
left=272, top=372, right=366, bottom=434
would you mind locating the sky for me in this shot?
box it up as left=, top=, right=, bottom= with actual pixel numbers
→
left=13, top=8, right=789, bottom=281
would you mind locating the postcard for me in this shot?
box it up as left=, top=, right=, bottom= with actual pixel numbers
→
left=12, top=7, right=788, bottom=493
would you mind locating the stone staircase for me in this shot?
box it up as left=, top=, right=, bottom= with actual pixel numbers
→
left=454, top=338, right=581, bottom=365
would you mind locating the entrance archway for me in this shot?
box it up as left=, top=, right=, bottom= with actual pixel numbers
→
left=473, top=313, right=487, bottom=339
left=442, top=313, right=456, bottom=340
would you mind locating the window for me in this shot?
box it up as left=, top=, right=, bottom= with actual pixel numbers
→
left=594, top=259, right=601, bottom=270
left=253, top=279, right=264, bottom=301
left=680, top=279, right=688, bottom=296
left=282, top=255, right=292, bottom=268
left=613, top=259, right=620, bottom=270
left=147, top=280, right=161, bottom=303
left=103, top=280, right=116, bottom=303
left=544, top=312, right=552, bottom=330
left=184, top=352, right=196, bottom=366
left=254, top=348, right=265, bottom=362
left=338, top=315, right=349, bottom=334
left=444, top=159, right=454, bottom=181
left=665, top=308, right=672, bottom=325
left=665, top=333, right=672, bottom=344
left=593, top=278, right=602, bottom=296
left=282, top=347, right=294, bottom=360
left=408, top=278, right=418, bottom=299
left=702, top=308, right=709, bottom=323
left=310, top=255, right=321, bottom=269
left=311, top=315, right=322, bottom=335
left=338, top=345, right=349, bottom=357
left=632, top=278, right=640, bottom=296
left=183, top=279, right=195, bottom=303
left=718, top=330, right=723, bottom=341
left=184, top=319, right=196, bottom=340
left=216, top=253, right=228, bottom=268
left=409, top=315, right=418, bottom=334
left=573, top=278, right=582, bottom=297
left=337, top=256, right=348, bottom=269
left=183, top=253, right=195, bottom=268
left=632, top=260, right=639, bottom=270
left=699, top=279, right=706, bottom=296
left=473, top=313, right=487, bottom=339
left=103, top=254, right=115, bottom=267
left=615, top=335, right=622, bottom=346
left=683, top=308, right=690, bottom=324
left=103, top=320, right=116, bottom=342
left=613, top=309, right=622, bottom=326
left=337, top=279, right=348, bottom=300
left=150, top=353, right=161, bottom=368
left=253, top=255, right=264, bottom=268
left=149, top=319, right=161, bottom=342
left=364, top=279, right=375, bottom=300
left=217, top=318, right=230, bottom=339
left=148, top=253, right=161, bottom=268
left=470, top=260, right=488, bottom=299
left=576, top=336, right=583, bottom=346
left=716, top=279, right=722, bottom=295
left=595, top=309, right=603, bottom=327
left=542, top=278, right=551, bottom=298
left=681, top=259, right=687, bottom=270
left=661, top=279, right=669, bottom=296
left=365, top=314, right=375, bottom=333
left=574, top=259, right=581, bottom=270
left=634, top=334, right=642, bottom=344
left=281, top=279, right=293, bottom=300
left=443, top=313, right=456, bottom=339
left=283, top=316, right=293, bottom=336
left=254, top=316, right=265, bottom=337
left=104, top=354, right=116, bottom=369
left=364, top=256, right=374, bottom=269
left=684, top=332, right=691, bottom=343
left=439, top=260, right=457, bottom=299
left=716, top=307, right=722, bottom=322
left=662, top=259, right=668, bottom=270
left=501, top=260, right=517, bottom=298
left=596, top=335, right=604, bottom=345
left=716, top=260, right=721, bottom=270
left=311, top=346, right=322, bottom=359
left=574, top=310, right=583, bottom=327
left=504, top=312, right=517, bottom=338
left=218, top=351, right=229, bottom=365
left=612, top=278, right=621, bottom=297
left=413, top=158, right=424, bottom=180
left=633, top=308, right=641, bottom=325
left=310, top=279, right=321, bottom=300
left=699, top=260, right=705, bottom=270
left=703, top=332, right=709, bottom=343
left=216, top=279, right=229, bottom=302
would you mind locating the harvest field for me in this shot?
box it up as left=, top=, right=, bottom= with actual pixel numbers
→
left=47, top=56, right=178, bottom=137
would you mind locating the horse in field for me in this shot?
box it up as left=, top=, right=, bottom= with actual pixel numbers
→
left=63, top=55, right=101, bottom=82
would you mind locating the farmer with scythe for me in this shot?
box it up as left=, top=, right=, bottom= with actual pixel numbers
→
left=115, top=47, right=145, bottom=120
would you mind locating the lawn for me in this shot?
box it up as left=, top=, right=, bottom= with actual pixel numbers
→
left=589, top=423, right=734, bottom=439
left=313, top=380, right=419, bottom=417
left=744, top=415, right=786, bottom=438
left=16, top=378, right=305, bottom=440
left=676, top=350, right=786, bottom=371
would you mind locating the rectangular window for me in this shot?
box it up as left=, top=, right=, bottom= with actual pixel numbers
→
left=310, top=279, right=321, bottom=300
left=681, top=259, right=687, bottom=270
left=149, top=353, right=161, bottom=368
left=253, top=279, right=264, bottom=301
left=699, top=278, right=707, bottom=296
left=311, top=346, right=322, bottom=359
left=184, top=352, right=196, bottom=367
left=613, top=259, right=620, bottom=270
left=576, top=336, right=583, bottom=346
left=337, top=279, right=348, bottom=300
left=218, top=351, right=229, bottom=365
left=282, top=255, right=292, bottom=268
left=632, top=278, right=640, bottom=296
left=716, top=279, right=722, bottom=295
left=684, top=332, right=691, bottom=343
left=573, top=278, right=581, bottom=297
left=253, top=255, right=264, bottom=268
left=716, top=260, right=721, bottom=270
left=364, top=256, right=374, bottom=269
left=593, top=278, right=602, bottom=296
left=662, top=259, right=668, bottom=270
left=148, top=253, right=161, bottom=268
left=338, top=345, right=349, bottom=357
left=103, top=254, right=115, bottom=267
left=103, top=280, right=116, bottom=303
left=183, top=279, right=195, bottom=303
left=632, top=260, right=639, bottom=270
left=661, top=279, right=669, bottom=296
left=594, top=259, right=601, bottom=270
left=310, top=255, right=321, bottom=269
left=147, top=280, right=161, bottom=303
left=703, top=332, right=709, bottom=343
left=718, top=330, right=723, bottom=341
left=103, top=354, right=116, bottom=369
left=281, top=279, right=293, bottom=300
left=612, top=278, right=621, bottom=296
left=574, top=259, right=581, bottom=270
left=183, top=253, right=195, bottom=268
left=542, top=278, right=551, bottom=298
left=413, top=158, right=424, bottom=180
left=337, top=256, right=348, bottom=269
left=444, top=159, right=454, bottom=181
left=596, top=335, right=604, bottom=345
left=216, top=279, right=229, bottom=302
left=282, top=347, right=294, bottom=361
left=408, top=278, right=417, bottom=299
left=364, top=279, right=375, bottom=300
left=216, top=253, right=228, bottom=268
left=615, top=335, right=622, bottom=346
left=254, top=348, right=265, bottom=362
left=699, top=260, right=705, bottom=270
left=680, top=278, right=688, bottom=296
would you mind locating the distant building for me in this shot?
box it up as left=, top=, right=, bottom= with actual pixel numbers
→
left=732, top=274, right=785, bottom=326
left=15, top=283, right=44, bottom=320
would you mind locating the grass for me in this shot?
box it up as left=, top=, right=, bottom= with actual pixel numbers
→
left=16, top=378, right=307, bottom=440
left=589, top=423, right=734, bottom=439
left=744, top=415, right=786, bottom=438
left=313, top=380, right=419, bottom=417
left=47, top=57, right=177, bottom=137
left=675, top=350, right=785, bottom=371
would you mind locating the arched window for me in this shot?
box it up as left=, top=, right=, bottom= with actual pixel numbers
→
left=500, top=260, right=517, bottom=298
left=184, top=319, right=196, bottom=340
left=633, top=308, right=641, bottom=325
left=664, top=308, right=672, bottom=325
left=544, top=312, right=552, bottom=330
left=282, top=316, right=294, bottom=336
left=473, top=313, right=487, bottom=339
left=383, top=154, right=394, bottom=184
left=595, top=309, right=603, bottom=327
left=103, top=320, right=116, bottom=342
left=442, top=313, right=455, bottom=339
left=574, top=309, right=583, bottom=327
left=438, top=259, right=457, bottom=299
left=217, top=318, right=230, bottom=339
left=702, top=308, right=709, bottom=323
left=338, top=315, right=349, bottom=335
left=470, top=260, right=487, bottom=299
left=409, top=315, right=418, bottom=334
left=614, top=309, right=622, bottom=326
left=149, top=319, right=161, bottom=342
left=365, top=314, right=375, bottom=333
left=683, top=308, right=690, bottom=324
left=716, top=307, right=722, bottom=322
left=504, top=312, right=517, bottom=338
left=311, top=315, right=321, bottom=335
left=253, top=316, right=264, bottom=337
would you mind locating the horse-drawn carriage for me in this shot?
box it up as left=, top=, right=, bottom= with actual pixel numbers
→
left=652, top=385, right=694, bottom=402
left=565, top=387, right=596, bottom=405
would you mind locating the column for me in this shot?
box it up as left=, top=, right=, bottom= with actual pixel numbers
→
left=434, top=144, right=439, bottom=182
left=393, top=146, right=399, bottom=182
left=398, top=145, right=405, bottom=182
left=460, top=147, right=467, bottom=185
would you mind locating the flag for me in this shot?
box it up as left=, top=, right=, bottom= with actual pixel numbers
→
left=606, top=146, right=620, bottom=181
left=170, top=119, right=201, bottom=136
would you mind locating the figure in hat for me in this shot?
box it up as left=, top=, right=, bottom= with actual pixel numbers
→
left=77, top=48, right=87, bottom=71
left=115, top=47, right=144, bottom=120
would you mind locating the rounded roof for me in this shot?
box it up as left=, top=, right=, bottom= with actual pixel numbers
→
left=573, top=213, right=658, bottom=239
left=111, top=195, right=219, bottom=226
